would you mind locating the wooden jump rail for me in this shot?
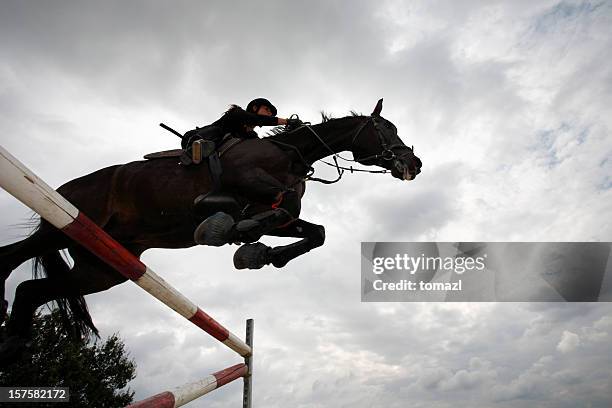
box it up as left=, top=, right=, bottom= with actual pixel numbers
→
left=126, top=363, right=249, bottom=408
left=0, top=145, right=254, bottom=407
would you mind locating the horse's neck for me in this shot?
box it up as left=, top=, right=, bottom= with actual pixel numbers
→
left=277, top=117, right=364, bottom=164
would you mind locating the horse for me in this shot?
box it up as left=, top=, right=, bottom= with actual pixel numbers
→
left=0, top=99, right=421, bottom=363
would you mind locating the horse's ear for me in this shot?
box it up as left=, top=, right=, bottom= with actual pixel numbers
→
left=372, top=98, right=383, bottom=116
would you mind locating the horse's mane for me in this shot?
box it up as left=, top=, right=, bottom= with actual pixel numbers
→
left=266, top=111, right=364, bottom=138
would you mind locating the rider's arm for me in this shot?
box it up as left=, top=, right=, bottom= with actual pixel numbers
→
left=226, top=108, right=287, bottom=127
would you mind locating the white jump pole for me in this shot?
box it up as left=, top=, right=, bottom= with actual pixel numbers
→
left=0, top=145, right=251, bottom=357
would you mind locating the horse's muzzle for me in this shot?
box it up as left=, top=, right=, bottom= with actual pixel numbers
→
left=393, top=156, right=421, bottom=181
left=404, top=168, right=414, bottom=181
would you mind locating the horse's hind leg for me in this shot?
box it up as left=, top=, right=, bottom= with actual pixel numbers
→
left=0, top=221, right=70, bottom=323
left=233, top=219, right=325, bottom=269
left=0, top=247, right=129, bottom=365
left=5, top=245, right=133, bottom=342
left=0, top=221, right=69, bottom=269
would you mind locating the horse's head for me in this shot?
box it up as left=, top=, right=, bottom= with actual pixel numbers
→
left=351, top=99, right=422, bottom=181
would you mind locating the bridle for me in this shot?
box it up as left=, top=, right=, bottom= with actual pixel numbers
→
left=293, top=116, right=415, bottom=184
left=349, top=116, right=411, bottom=162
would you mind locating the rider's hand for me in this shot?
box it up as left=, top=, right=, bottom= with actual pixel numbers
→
left=286, top=118, right=303, bottom=130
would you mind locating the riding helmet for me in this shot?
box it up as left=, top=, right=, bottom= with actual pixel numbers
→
left=246, top=98, right=277, bottom=116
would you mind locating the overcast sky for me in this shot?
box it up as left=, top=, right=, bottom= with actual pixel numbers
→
left=1, top=1, right=611, bottom=407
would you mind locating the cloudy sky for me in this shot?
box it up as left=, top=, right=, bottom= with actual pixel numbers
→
left=1, top=0, right=611, bottom=407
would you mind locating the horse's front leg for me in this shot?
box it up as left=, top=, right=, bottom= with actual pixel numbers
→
left=193, top=167, right=302, bottom=246
left=233, top=219, right=325, bottom=269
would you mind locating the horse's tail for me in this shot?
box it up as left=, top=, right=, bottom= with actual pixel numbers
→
left=33, top=250, right=99, bottom=340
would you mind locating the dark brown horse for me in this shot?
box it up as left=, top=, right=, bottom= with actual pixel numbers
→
left=0, top=99, right=421, bottom=362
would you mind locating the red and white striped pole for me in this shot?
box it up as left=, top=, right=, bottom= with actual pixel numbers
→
left=0, top=145, right=251, bottom=357
left=126, top=363, right=248, bottom=408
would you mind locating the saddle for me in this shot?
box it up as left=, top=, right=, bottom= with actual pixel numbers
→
left=144, top=136, right=244, bottom=183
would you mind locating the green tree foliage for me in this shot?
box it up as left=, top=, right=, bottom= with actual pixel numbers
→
left=0, top=310, right=136, bottom=407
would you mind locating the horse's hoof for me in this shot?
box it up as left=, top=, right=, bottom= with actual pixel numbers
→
left=233, top=243, right=270, bottom=270
left=0, top=335, right=30, bottom=365
left=269, top=249, right=290, bottom=268
left=194, top=212, right=235, bottom=246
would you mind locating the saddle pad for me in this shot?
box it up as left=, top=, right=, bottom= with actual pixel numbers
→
left=143, top=138, right=244, bottom=161
left=143, top=149, right=184, bottom=160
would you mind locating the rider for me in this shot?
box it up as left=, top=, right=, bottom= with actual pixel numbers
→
left=190, top=98, right=301, bottom=213
left=183, top=98, right=300, bottom=151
